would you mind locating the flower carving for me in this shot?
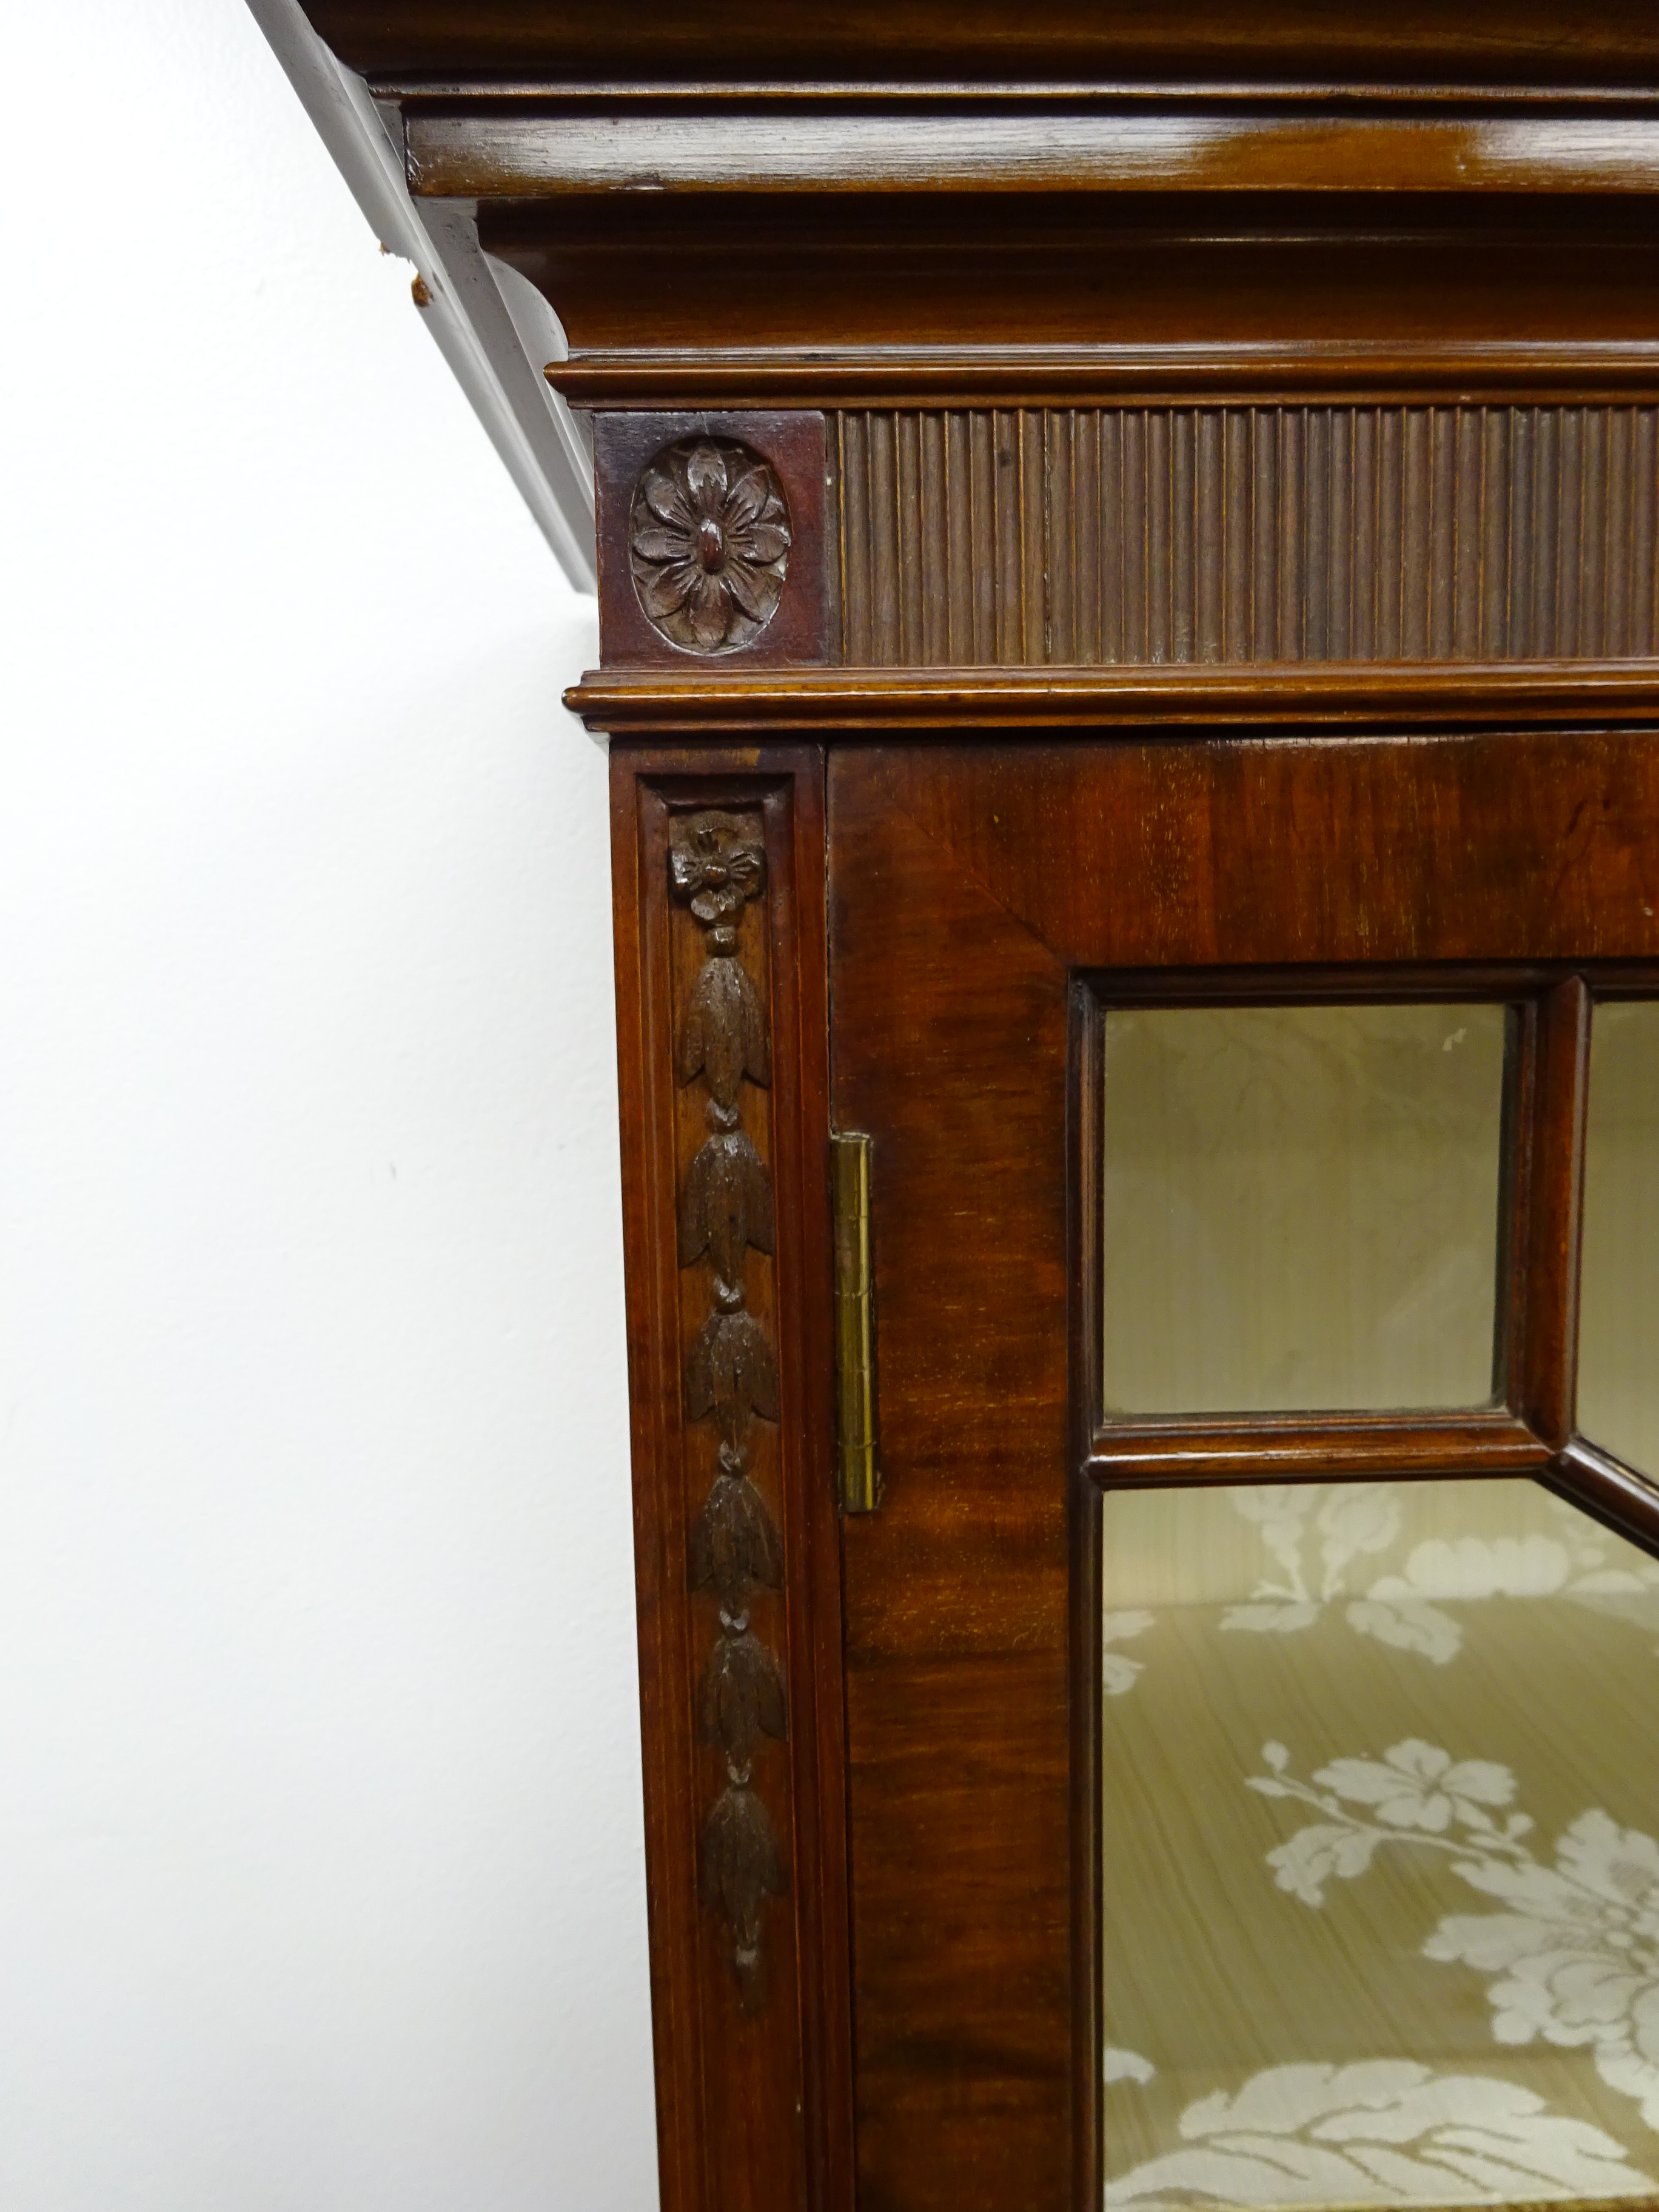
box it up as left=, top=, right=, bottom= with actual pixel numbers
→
left=669, top=813, right=766, bottom=925
left=630, top=439, right=791, bottom=654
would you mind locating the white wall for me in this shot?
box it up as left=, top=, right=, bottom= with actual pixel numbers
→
left=0, top=4, right=655, bottom=2205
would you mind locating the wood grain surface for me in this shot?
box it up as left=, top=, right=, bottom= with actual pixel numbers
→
left=833, top=404, right=1659, bottom=668
left=828, top=732, right=1659, bottom=2211
left=494, top=199, right=1659, bottom=365
left=301, top=2, right=1659, bottom=89
left=277, top=10, right=1659, bottom=2204
left=611, top=748, right=850, bottom=2212
left=553, top=339, right=1659, bottom=411
left=409, top=110, right=1659, bottom=201
left=566, top=660, right=1659, bottom=733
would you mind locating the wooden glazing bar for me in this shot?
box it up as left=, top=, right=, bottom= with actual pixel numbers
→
left=1087, top=1410, right=1551, bottom=1487
left=1518, top=975, right=1592, bottom=1451
left=1550, top=1438, right=1659, bottom=1559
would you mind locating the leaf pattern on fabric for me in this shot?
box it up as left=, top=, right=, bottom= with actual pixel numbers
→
left=1248, top=1741, right=1659, bottom=2130
left=1105, top=2061, right=1657, bottom=2205
left=1219, top=1483, right=1659, bottom=1666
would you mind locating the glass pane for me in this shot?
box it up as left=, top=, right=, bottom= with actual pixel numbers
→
left=1100, top=1004, right=1508, bottom=1415
left=1580, top=1000, right=1659, bottom=1476
left=1099, top=1478, right=1659, bottom=2210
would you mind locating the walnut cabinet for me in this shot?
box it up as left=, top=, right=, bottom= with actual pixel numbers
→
left=287, top=11, right=1659, bottom=2210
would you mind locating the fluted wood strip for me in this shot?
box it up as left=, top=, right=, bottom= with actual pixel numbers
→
left=1047, top=409, right=1074, bottom=666
left=945, top=411, right=972, bottom=662
left=1073, top=410, right=1100, bottom=666
left=895, top=411, right=923, bottom=666
left=1480, top=409, right=1509, bottom=659
left=1304, top=407, right=1329, bottom=663
left=1106, top=409, right=1132, bottom=663
left=1606, top=407, right=1634, bottom=659
left=1329, top=409, right=1354, bottom=660
left=919, top=412, right=947, bottom=666
left=834, top=404, right=1659, bottom=665
left=1635, top=412, right=1658, bottom=657
left=1022, top=409, right=1047, bottom=665
left=1195, top=409, right=1222, bottom=663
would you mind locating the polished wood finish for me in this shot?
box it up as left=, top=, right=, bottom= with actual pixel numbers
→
left=833, top=404, right=1659, bottom=667
left=826, top=734, right=1659, bottom=2212
left=1085, top=1410, right=1550, bottom=1486
left=411, top=109, right=1659, bottom=201
left=1552, top=1435, right=1659, bottom=1555
left=595, top=413, right=829, bottom=670
left=1519, top=978, right=1594, bottom=1451
left=507, top=203, right=1659, bottom=376
left=283, top=6, right=1659, bottom=2204
left=567, top=661, right=1659, bottom=733
left=611, top=748, right=851, bottom=2212
left=306, top=4, right=1659, bottom=89
left=554, top=340, right=1659, bottom=411
left=585, top=396, right=1659, bottom=677
left=842, top=737, right=1659, bottom=970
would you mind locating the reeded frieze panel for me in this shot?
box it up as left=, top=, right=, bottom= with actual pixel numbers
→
left=834, top=405, right=1659, bottom=667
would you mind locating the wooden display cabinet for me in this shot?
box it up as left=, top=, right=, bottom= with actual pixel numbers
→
left=283, top=12, right=1659, bottom=2210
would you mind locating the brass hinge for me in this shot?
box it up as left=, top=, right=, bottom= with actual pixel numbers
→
left=831, top=1131, right=880, bottom=1513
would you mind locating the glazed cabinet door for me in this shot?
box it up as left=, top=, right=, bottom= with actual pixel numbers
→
left=826, top=732, right=1659, bottom=2212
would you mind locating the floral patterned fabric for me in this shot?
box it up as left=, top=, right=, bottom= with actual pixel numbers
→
left=1100, top=1479, right=1659, bottom=2208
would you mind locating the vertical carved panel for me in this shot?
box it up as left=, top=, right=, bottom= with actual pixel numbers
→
left=669, top=811, right=789, bottom=2014
left=613, top=751, right=854, bottom=2212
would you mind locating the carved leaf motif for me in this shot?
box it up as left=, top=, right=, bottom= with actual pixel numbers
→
left=700, top=1781, right=788, bottom=2015
left=739, top=522, right=791, bottom=566
left=686, top=1309, right=780, bottom=1441
left=685, top=443, right=728, bottom=510
left=723, top=558, right=776, bottom=623
left=640, top=560, right=697, bottom=617
left=688, top=571, right=728, bottom=651
left=642, top=467, right=691, bottom=531
left=689, top=1472, right=784, bottom=1612
left=679, top=1130, right=774, bottom=1276
left=698, top=1629, right=788, bottom=1765
left=632, top=525, right=686, bottom=565
left=724, top=463, right=771, bottom=532
left=676, top=956, right=769, bottom=1108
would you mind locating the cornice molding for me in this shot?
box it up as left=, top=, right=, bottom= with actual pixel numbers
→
left=407, top=108, right=1659, bottom=203
left=552, top=341, right=1659, bottom=412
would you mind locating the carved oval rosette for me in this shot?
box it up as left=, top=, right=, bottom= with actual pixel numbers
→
left=669, top=810, right=788, bottom=2014
left=631, top=439, right=792, bottom=655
